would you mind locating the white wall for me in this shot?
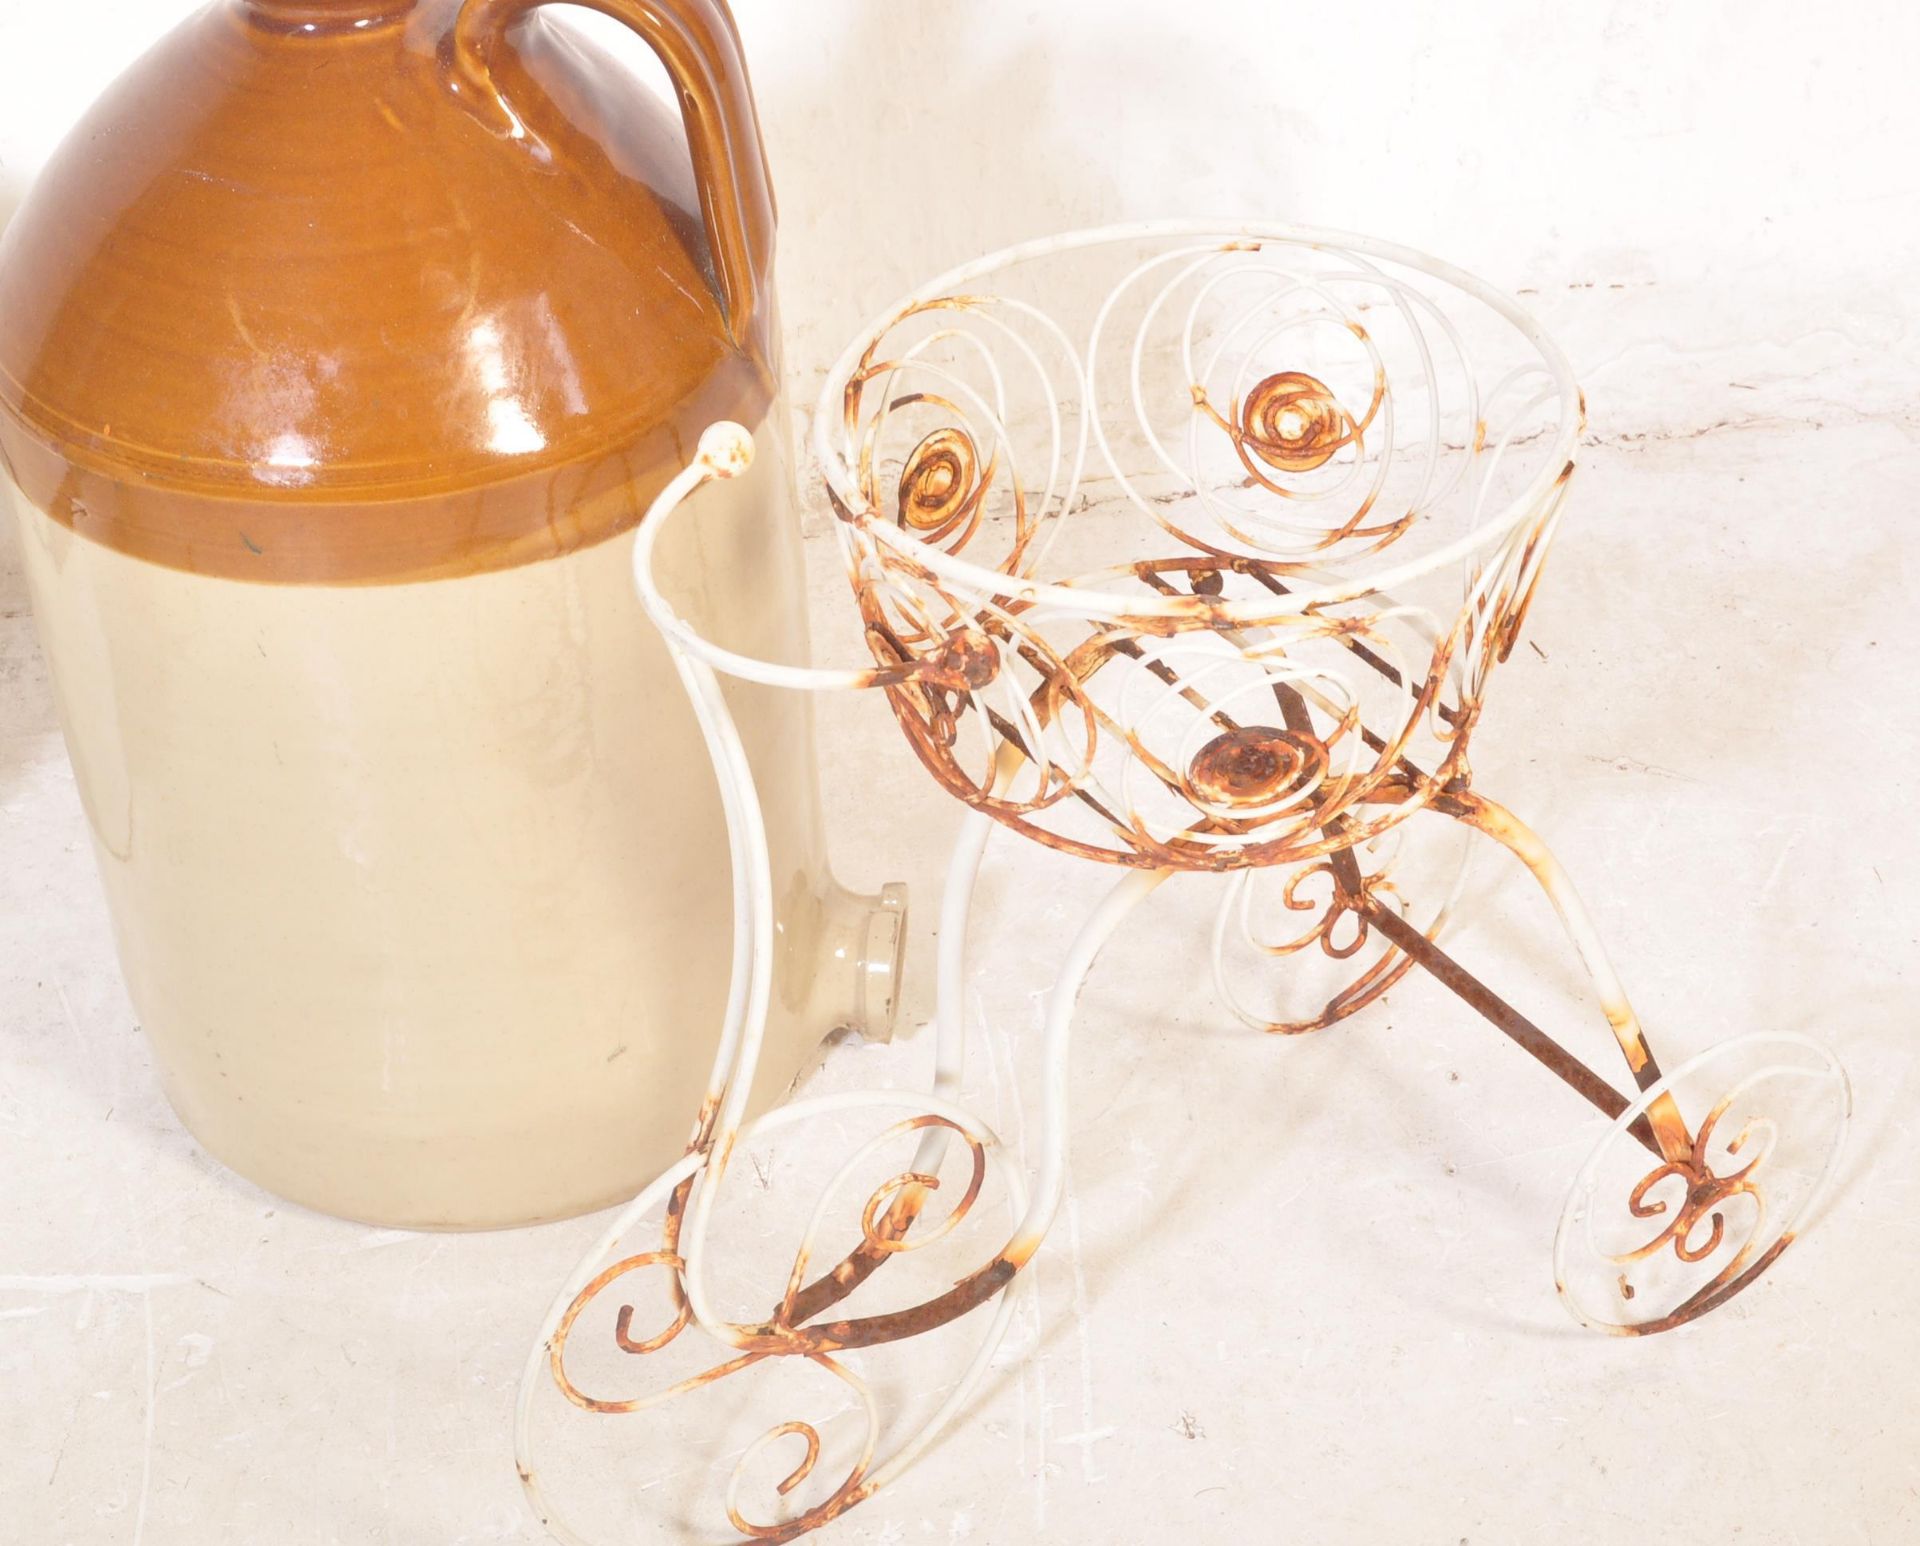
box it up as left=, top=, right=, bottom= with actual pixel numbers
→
left=2, top=0, right=1914, bottom=439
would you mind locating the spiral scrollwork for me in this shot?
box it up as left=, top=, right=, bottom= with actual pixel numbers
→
left=549, top=1251, right=695, bottom=1413
left=818, top=230, right=1571, bottom=876
left=1612, top=1093, right=1775, bottom=1279
left=896, top=425, right=986, bottom=546
left=722, top=1360, right=878, bottom=1543
left=1238, top=370, right=1355, bottom=473
left=526, top=1093, right=1033, bottom=1540
left=1206, top=801, right=1471, bottom=1035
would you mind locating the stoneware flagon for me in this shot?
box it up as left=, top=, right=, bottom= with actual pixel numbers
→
left=0, top=0, right=902, bottom=1228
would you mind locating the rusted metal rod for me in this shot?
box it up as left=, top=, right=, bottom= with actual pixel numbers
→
left=1426, top=790, right=1694, bottom=1162
left=1245, top=565, right=1463, bottom=727
left=1356, top=897, right=1663, bottom=1159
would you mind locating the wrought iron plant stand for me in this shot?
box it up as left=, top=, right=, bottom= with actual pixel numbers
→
left=517, top=223, right=1852, bottom=1542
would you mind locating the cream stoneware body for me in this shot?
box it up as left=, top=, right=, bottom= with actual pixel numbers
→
left=0, top=0, right=891, bottom=1226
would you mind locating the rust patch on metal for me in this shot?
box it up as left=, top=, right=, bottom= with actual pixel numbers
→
left=897, top=427, right=980, bottom=531
left=1612, top=1234, right=1794, bottom=1338
left=1360, top=896, right=1665, bottom=1158
left=1236, top=370, right=1355, bottom=473
left=1187, top=724, right=1326, bottom=808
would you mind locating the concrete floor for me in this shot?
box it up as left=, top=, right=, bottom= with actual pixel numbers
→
left=4, top=417, right=1917, bottom=1543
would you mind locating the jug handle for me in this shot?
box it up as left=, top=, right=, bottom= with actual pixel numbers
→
left=450, top=0, right=775, bottom=348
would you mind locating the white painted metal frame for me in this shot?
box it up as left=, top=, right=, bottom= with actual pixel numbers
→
left=517, top=221, right=1852, bottom=1543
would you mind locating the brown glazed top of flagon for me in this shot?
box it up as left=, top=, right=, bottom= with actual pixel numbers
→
left=0, top=0, right=777, bottom=583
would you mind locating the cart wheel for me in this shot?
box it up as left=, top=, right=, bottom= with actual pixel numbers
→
left=1212, top=804, right=1472, bottom=1034
left=1553, top=1032, right=1850, bottom=1335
